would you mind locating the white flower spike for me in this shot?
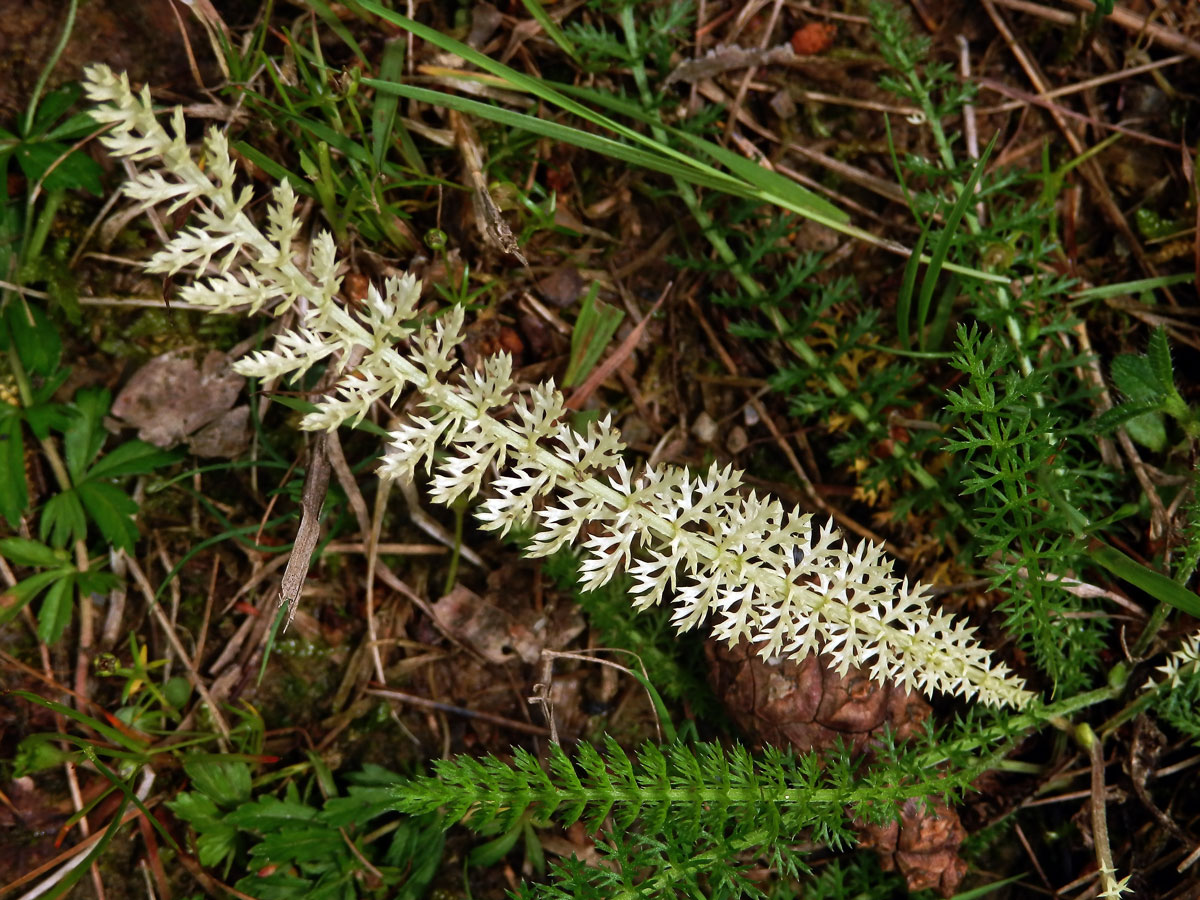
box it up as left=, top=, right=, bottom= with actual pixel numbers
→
left=84, top=64, right=1035, bottom=710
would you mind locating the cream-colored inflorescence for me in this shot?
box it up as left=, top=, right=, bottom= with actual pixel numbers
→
left=1148, top=632, right=1200, bottom=691
left=84, top=64, right=1035, bottom=709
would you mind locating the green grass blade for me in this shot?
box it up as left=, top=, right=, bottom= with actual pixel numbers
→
left=520, top=0, right=580, bottom=63
left=926, top=273, right=959, bottom=351
left=356, top=0, right=1009, bottom=284
left=38, top=796, right=131, bottom=900
left=564, top=283, right=623, bottom=388
left=914, top=134, right=996, bottom=348
left=300, top=0, right=368, bottom=65
left=1070, top=272, right=1193, bottom=302
left=896, top=208, right=934, bottom=349
left=555, top=80, right=846, bottom=222
left=363, top=81, right=753, bottom=195
left=1087, top=539, right=1200, bottom=618
left=12, top=690, right=150, bottom=753
left=372, top=38, right=427, bottom=175
left=356, top=3, right=715, bottom=167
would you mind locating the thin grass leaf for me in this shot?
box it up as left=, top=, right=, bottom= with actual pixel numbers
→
left=233, top=142, right=315, bottom=199
left=356, top=4, right=1011, bottom=283
left=520, top=0, right=580, bottom=63
left=554, top=79, right=845, bottom=222
left=1070, top=272, right=1193, bottom=302
left=926, top=273, right=958, bottom=350
left=12, top=691, right=151, bottom=753
left=356, top=3, right=737, bottom=176
left=299, top=0, right=369, bottom=65
left=372, top=38, right=426, bottom=175
left=564, top=284, right=623, bottom=388
left=36, top=795, right=131, bottom=900
left=1087, top=539, right=1200, bottom=618
left=914, top=134, right=996, bottom=348
left=364, top=81, right=751, bottom=196
left=896, top=207, right=934, bottom=349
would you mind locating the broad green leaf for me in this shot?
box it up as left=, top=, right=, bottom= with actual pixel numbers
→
left=15, top=141, right=103, bottom=195
left=1123, top=410, right=1167, bottom=453
left=14, top=734, right=78, bottom=774
left=226, top=794, right=320, bottom=829
left=75, top=569, right=117, bottom=597
left=183, top=756, right=253, bottom=808
left=166, top=790, right=223, bottom=827
left=64, top=386, right=110, bottom=482
left=76, top=480, right=139, bottom=552
left=0, top=411, right=28, bottom=527
left=1109, top=353, right=1169, bottom=450
left=22, top=397, right=74, bottom=441
left=1110, top=353, right=1160, bottom=403
left=323, top=788, right=396, bottom=827
left=1146, top=327, right=1175, bottom=394
left=163, top=675, right=192, bottom=710
left=1, top=568, right=70, bottom=624
left=37, top=572, right=75, bottom=644
left=195, top=823, right=240, bottom=868
left=1090, top=398, right=1162, bottom=436
left=0, top=536, right=69, bottom=568
left=44, top=110, right=102, bottom=142
left=30, top=84, right=81, bottom=134
left=4, top=299, right=61, bottom=376
left=249, top=827, right=348, bottom=864
left=85, top=439, right=176, bottom=480
left=21, top=365, right=74, bottom=440
left=235, top=872, right=313, bottom=900
left=40, top=488, right=86, bottom=549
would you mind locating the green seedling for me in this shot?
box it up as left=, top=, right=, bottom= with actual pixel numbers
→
left=563, top=283, right=623, bottom=388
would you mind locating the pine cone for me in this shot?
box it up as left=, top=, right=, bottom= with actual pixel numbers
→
left=706, top=639, right=968, bottom=896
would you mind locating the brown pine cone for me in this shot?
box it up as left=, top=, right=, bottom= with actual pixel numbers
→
left=706, top=639, right=968, bottom=897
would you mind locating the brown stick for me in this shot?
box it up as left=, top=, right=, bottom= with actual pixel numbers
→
left=1057, top=0, right=1200, bottom=62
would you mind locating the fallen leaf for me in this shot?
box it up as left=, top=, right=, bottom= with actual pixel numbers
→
left=111, top=349, right=244, bottom=449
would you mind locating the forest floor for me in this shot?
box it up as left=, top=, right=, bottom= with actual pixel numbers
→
left=2, top=1, right=1200, bottom=899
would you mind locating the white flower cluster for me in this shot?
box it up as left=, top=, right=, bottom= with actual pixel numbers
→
left=84, top=64, right=1035, bottom=709
left=1148, top=632, right=1200, bottom=691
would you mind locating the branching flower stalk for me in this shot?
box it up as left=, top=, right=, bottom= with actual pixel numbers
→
left=84, top=64, right=1033, bottom=710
